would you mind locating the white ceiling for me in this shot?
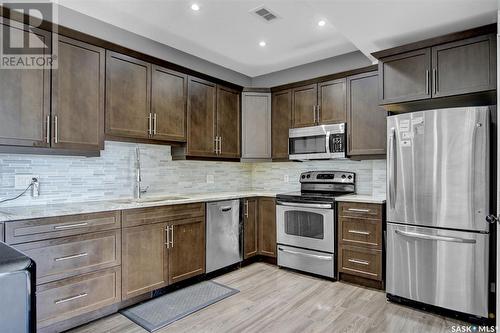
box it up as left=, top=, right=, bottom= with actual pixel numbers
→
left=56, top=0, right=497, bottom=77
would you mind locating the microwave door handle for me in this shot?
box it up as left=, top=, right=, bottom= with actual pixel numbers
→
left=389, top=127, right=397, bottom=209
left=326, top=131, right=331, bottom=153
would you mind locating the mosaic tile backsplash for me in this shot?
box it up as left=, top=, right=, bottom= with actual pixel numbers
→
left=0, top=141, right=385, bottom=207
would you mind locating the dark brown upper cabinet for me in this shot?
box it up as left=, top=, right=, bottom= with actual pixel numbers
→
left=318, top=78, right=347, bottom=124
left=105, top=51, right=151, bottom=139
left=376, top=27, right=496, bottom=106
left=347, top=71, right=386, bottom=157
left=0, top=19, right=51, bottom=148
left=186, top=76, right=217, bottom=157
left=432, top=34, right=496, bottom=98
left=379, top=48, right=431, bottom=104
left=151, top=66, right=187, bottom=142
left=52, top=36, right=105, bottom=152
left=292, top=84, right=317, bottom=128
left=271, top=89, right=292, bottom=160
left=216, top=85, right=241, bottom=158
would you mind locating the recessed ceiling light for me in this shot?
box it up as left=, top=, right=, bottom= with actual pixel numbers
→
left=259, top=41, right=266, bottom=47
left=318, top=20, right=326, bottom=27
left=191, top=3, right=200, bottom=11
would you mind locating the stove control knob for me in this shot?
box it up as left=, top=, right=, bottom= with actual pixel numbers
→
left=301, top=175, right=305, bottom=179
left=306, top=174, right=311, bottom=179
left=347, top=175, right=353, bottom=180
left=341, top=175, right=346, bottom=179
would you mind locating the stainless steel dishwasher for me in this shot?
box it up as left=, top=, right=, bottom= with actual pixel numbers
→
left=206, top=200, right=242, bottom=273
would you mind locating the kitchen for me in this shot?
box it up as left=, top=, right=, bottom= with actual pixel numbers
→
left=0, top=1, right=497, bottom=332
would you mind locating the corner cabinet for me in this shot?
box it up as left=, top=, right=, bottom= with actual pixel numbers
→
left=378, top=32, right=496, bottom=105
left=182, top=76, right=241, bottom=159
left=347, top=71, right=387, bottom=157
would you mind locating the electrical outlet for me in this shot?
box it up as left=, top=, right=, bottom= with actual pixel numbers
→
left=206, top=174, right=215, bottom=184
left=14, top=175, right=39, bottom=189
left=283, top=175, right=289, bottom=183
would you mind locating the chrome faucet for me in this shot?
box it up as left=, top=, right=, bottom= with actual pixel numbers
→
left=135, top=147, right=149, bottom=199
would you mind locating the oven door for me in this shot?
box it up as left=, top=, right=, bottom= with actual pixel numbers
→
left=276, top=201, right=335, bottom=253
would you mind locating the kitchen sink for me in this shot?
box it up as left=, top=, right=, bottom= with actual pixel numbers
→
left=114, top=196, right=190, bottom=204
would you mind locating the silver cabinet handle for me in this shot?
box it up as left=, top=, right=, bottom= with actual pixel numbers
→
left=312, top=105, right=316, bottom=123
left=165, top=225, right=169, bottom=249
left=170, top=225, right=174, bottom=248
left=347, top=208, right=370, bottom=213
left=348, top=258, right=369, bottom=265
left=54, top=115, right=58, bottom=143
left=425, top=69, right=430, bottom=95
left=219, top=136, right=222, bottom=154
left=148, top=113, right=153, bottom=135
left=277, top=201, right=332, bottom=209
left=54, top=252, right=88, bottom=262
left=214, top=137, right=218, bottom=154
left=395, top=229, right=476, bottom=244
left=46, top=115, right=50, bottom=144
left=316, top=105, right=320, bottom=123
left=348, top=230, right=370, bottom=235
left=55, top=293, right=88, bottom=304
left=278, top=247, right=332, bottom=261
left=153, top=113, right=157, bottom=135
left=244, top=200, right=249, bottom=218
left=432, top=68, right=437, bottom=94
left=54, top=222, right=88, bottom=230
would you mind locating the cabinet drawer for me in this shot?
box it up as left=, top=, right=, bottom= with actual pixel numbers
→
left=5, top=211, right=121, bottom=244
left=36, top=267, right=121, bottom=328
left=15, top=230, right=121, bottom=284
left=340, top=217, right=382, bottom=249
left=339, top=245, right=382, bottom=280
left=339, top=202, right=382, bottom=219
left=122, top=202, right=205, bottom=228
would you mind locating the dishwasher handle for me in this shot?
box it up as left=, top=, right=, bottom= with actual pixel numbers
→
left=219, top=206, right=233, bottom=212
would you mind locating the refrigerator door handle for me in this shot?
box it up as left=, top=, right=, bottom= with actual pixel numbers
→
left=395, top=229, right=476, bottom=244
left=388, top=127, right=397, bottom=209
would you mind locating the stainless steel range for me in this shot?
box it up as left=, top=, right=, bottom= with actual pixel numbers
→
left=276, top=171, right=355, bottom=278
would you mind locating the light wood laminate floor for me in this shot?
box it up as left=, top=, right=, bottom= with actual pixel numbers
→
left=69, top=263, right=463, bottom=333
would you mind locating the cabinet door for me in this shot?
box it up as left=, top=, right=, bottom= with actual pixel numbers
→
left=169, top=218, right=205, bottom=284
left=379, top=48, right=431, bottom=104
left=258, top=197, right=276, bottom=258
left=121, top=223, right=168, bottom=300
left=271, top=90, right=292, bottom=159
left=187, top=76, right=217, bottom=157
left=151, top=65, right=187, bottom=142
left=217, top=85, right=240, bottom=158
left=105, top=51, right=150, bottom=139
left=0, top=19, right=50, bottom=147
left=241, top=93, right=271, bottom=159
left=318, top=78, right=346, bottom=124
left=243, top=198, right=258, bottom=259
left=347, top=71, right=387, bottom=156
left=432, top=34, right=496, bottom=98
left=52, top=36, right=104, bottom=151
left=292, top=84, right=317, bottom=127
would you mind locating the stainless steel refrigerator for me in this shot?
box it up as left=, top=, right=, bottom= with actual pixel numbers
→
left=386, top=106, right=491, bottom=318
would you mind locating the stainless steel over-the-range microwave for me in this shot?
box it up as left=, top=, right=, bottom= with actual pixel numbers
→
left=288, top=123, right=346, bottom=160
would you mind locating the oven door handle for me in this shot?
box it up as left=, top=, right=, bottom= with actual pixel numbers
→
left=276, top=201, right=332, bottom=209
left=278, top=247, right=333, bottom=260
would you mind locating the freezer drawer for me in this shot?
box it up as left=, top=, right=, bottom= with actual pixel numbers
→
left=277, top=244, right=334, bottom=278
left=386, top=223, right=489, bottom=318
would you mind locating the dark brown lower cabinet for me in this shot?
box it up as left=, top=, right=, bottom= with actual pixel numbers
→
left=243, top=198, right=258, bottom=259
left=169, top=218, right=206, bottom=284
left=338, top=201, right=384, bottom=289
left=258, top=198, right=276, bottom=257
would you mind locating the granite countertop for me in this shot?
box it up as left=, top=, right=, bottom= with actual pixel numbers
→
left=335, top=194, right=386, bottom=204
left=0, top=191, right=278, bottom=222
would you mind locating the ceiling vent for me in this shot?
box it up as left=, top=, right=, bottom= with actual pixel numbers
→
left=251, top=6, right=280, bottom=23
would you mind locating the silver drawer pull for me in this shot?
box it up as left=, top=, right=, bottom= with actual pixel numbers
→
left=54, top=222, right=89, bottom=230
left=348, top=230, right=370, bottom=235
left=347, top=208, right=370, bottom=213
left=278, top=247, right=332, bottom=261
left=54, top=252, right=88, bottom=262
left=54, top=293, right=88, bottom=304
left=348, top=258, right=369, bottom=265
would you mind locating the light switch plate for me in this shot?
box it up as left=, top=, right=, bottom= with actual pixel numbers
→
left=14, top=175, right=39, bottom=189
left=206, top=174, right=215, bottom=184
